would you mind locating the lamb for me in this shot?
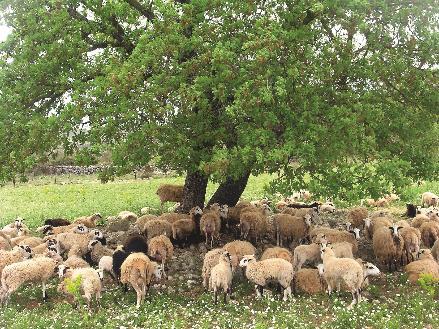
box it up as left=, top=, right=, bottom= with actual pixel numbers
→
left=58, top=265, right=102, bottom=308
left=404, top=249, right=439, bottom=283
left=202, top=248, right=225, bottom=289
left=320, top=246, right=363, bottom=309
left=201, top=206, right=222, bottom=247
left=372, top=225, right=405, bottom=271
left=172, top=206, right=203, bottom=246
left=261, top=247, right=293, bottom=264
left=356, top=259, right=381, bottom=291
left=73, top=213, right=102, bottom=228
left=148, top=235, right=173, bottom=278
left=292, top=243, right=321, bottom=271
left=347, top=207, right=368, bottom=229
left=87, top=240, right=114, bottom=265
left=64, top=244, right=90, bottom=269
left=274, top=214, right=312, bottom=247
left=120, top=252, right=162, bottom=308
left=293, top=267, right=326, bottom=294
left=209, top=251, right=233, bottom=304
left=0, top=252, right=62, bottom=305
left=399, top=227, right=421, bottom=264
left=240, top=255, right=294, bottom=301
left=0, top=245, right=33, bottom=277
left=419, top=221, right=439, bottom=248
left=421, top=192, right=439, bottom=208
left=156, top=184, right=184, bottom=208
left=142, top=219, right=172, bottom=241
left=310, top=228, right=359, bottom=253
left=321, top=241, right=354, bottom=259
left=431, top=239, right=439, bottom=262
left=98, top=255, right=115, bottom=280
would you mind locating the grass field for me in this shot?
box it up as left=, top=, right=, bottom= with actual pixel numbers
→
left=0, top=175, right=438, bottom=328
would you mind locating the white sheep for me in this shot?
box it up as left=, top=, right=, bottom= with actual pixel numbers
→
left=1, top=217, right=25, bottom=237
left=421, top=192, right=439, bottom=208
left=292, top=243, right=321, bottom=271
left=209, top=251, right=233, bottom=304
left=0, top=252, right=62, bottom=305
left=404, top=249, right=439, bottom=283
left=202, top=248, right=225, bottom=289
left=98, top=255, right=115, bottom=280
left=120, top=253, right=162, bottom=308
left=320, top=246, right=363, bottom=309
left=239, top=255, right=294, bottom=301
left=58, top=265, right=102, bottom=308
left=0, top=245, right=33, bottom=277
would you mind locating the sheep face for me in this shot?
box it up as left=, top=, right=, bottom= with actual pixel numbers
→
left=362, top=262, right=380, bottom=277
left=96, top=268, right=104, bottom=281
left=74, top=224, right=89, bottom=234
left=192, top=206, right=203, bottom=216
left=388, top=225, right=403, bottom=238
left=239, top=255, right=256, bottom=267
left=417, top=249, right=432, bottom=260
left=91, top=229, right=104, bottom=239
left=320, top=246, right=335, bottom=259
left=317, top=264, right=325, bottom=276
left=14, top=217, right=24, bottom=228
left=363, top=218, right=371, bottom=228
left=17, top=244, right=32, bottom=258
left=58, top=264, right=70, bottom=278
left=350, top=228, right=361, bottom=240
left=219, top=205, right=228, bottom=218
left=88, top=240, right=99, bottom=251
left=151, top=262, right=163, bottom=280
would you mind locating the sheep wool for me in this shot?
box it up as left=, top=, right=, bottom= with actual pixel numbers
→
left=293, top=268, right=326, bottom=294
left=142, top=219, right=172, bottom=241
left=274, top=214, right=312, bottom=247
left=209, top=251, right=233, bottom=304
left=0, top=253, right=61, bottom=305
left=347, top=207, right=368, bottom=229
left=148, top=235, right=174, bottom=277
left=0, top=245, right=33, bottom=277
left=293, top=243, right=321, bottom=271
left=73, top=213, right=102, bottom=228
left=261, top=247, right=293, bottom=264
left=202, top=248, right=225, bottom=288
left=200, top=210, right=221, bottom=248
left=0, top=232, right=12, bottom=251
left=87, top=240, right=114, bottom=265
left=58, top=267, right=102, bottom=307
left=421, top=192, right=439, bottom=208
left=419, top=221, right=439, bottom=248
left=432, top=239, right=439, bottom=262
left=239, top=255, right=294, bottom=301
left=156, top=184, right=184, bottom=206
left=373, top=225, right=405, bottom=272
left=120, top=253, right=162, bottom=308
left=404, top=249, right=439, bottom=283
left=399, top=227, right=421, bottom=264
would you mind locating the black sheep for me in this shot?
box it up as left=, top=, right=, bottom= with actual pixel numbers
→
left=123, top=234, right=148, bottom=254
left=44, top=218, right=71, bottom=227
left=112, top=246, right=130, bottom=289
left=287, top=202, right=321, bottom=209
left=406, top=203, right=417, bottom=218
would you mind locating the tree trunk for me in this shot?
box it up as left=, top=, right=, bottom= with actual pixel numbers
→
left=207, top=171, right=251, bottom=207
left=177, top=170, right=208, bottom=213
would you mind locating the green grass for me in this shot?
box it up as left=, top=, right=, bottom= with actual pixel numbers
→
left=0, top=175, right=438, bottom=328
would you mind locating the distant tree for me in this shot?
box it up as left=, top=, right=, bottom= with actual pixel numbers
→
left=0, top=1, right=437, bottom=206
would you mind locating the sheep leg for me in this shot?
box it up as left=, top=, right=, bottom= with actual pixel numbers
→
left=223, top=289, right=227, bottom=304
left=255, top=285, right=262, bottom=298
left=213, top=288, right=218, bottom=304
left=42, top=282, right=48, bottom=301
left=347, top=291, right=357, bottom=309
left=133, top=283, right=142, bottom=309
left=283, top=286, right=292, bottom=301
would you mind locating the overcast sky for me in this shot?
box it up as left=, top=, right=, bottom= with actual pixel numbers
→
left=0, top=24, right=11, bottom=42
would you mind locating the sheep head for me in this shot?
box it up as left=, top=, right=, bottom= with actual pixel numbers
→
left=239, top=254, right=256, bottom=267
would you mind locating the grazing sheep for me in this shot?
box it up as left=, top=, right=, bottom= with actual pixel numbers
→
left=2, top=217, right=25, bottom=237
left=347, top=207, right=368, bottom=229
left=373, top=225, right=405, bottom=271
left=135, top=214, right=158, bottom=231
left=112, top=245, right=130, bottom=284
left=422, top=192, right=439, bottom=208
left=73, top=213, right=102, bottom=228
left=56, top=229, right=95, bottom=255
left=172, top=206, right=203, bottom=246
left=202, top=248, right=225, bottom=289
left=399, top=227, right=421, bottom=264
left=310, top=228, right=359, bottom=254
left=142, top=220, right=172, bottom=241
left=0, top=252, right=62, bottom=305
left=261, top=247, right=293, bottom=264
left=404, top=249, right=439, bottom=283
left=292, top=243, right=321, bottom=271
left=0, top=245, right=33, bottom=277
left=98, top=256, right=115, bottom=280
left=120, top=253, right=162, bottom=308
left=87, top=240, right=114, bottom=265
left=209, top=251, right=233, bottom=304
left=320, top=246, right=363, bottom=309
left=201, top=207, right=222, bottom=247
left=293, top=267, right=326, bottom=294
left=419, top=221, right=439, bottom=248
left=156, top=184, right=184, bottom=207
left=124, top=235, right=149, bottom=254
left=239, top=255, right=294, bottom=301
left=274, top=214, right=312, bottom=247
left=32, top=238, right=59, bottom=255
left=431, top=239, right=439, bottom=262
left=43, top=218, right=71, bottom=227
left=148, top=235, right=173, bottom=278
left=58, top=265, right=102, bottom=308
left=64, top=244, right=90, bottom=269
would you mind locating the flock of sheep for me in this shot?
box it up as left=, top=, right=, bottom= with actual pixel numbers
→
left=0, top=184, right=438, bottom=311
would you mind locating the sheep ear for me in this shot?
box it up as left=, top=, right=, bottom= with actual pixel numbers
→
left=397, top=226, right=403, bottom=231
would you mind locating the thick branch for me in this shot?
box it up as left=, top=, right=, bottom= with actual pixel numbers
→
left=124, top=0, right=154, bottom=21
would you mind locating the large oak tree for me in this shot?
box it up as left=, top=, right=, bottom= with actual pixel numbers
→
left=0, top=1, right=438, bottom=210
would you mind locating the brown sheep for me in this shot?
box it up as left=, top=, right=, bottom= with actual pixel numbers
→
left=347, top=207, right=368, bottom=229
left=373, top=225, right=405, bottom=272
left=364, top=216, right=393, bottom=240
left=310, top=228, right=359, bottom=254
left=73, top=213, right=102, bottom=228
left=293, top=268, right=326, bottom=294
left=399, top=227, right=421, bottom=264
left=411, top=214, right=432, bottom=229
left=148, top=235, right=173, bottom=278
left=158, top=212, right=190, bottom=225
left=274, top=214, right=312, bottom=247
left=405, top=249, right=439, bottom=283
left=156, top=184, right=184, bottom=207
left=239, top=210, right=268, bottom=244
left=200, top=208, right=221, bottom=248
left=261, top=247, right=293, bottom=264
left=419, top=221, right=439, bottom=248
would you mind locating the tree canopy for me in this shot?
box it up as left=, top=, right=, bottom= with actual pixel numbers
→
left=0, top=0, right=438, bottom=204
